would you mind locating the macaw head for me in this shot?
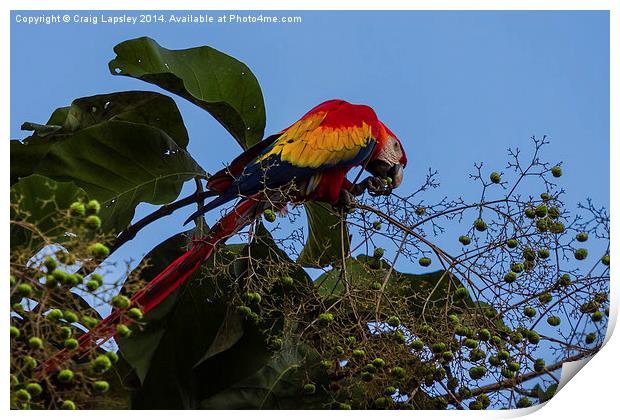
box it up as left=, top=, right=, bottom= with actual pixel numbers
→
left=367, top=121, right=407, bottom=189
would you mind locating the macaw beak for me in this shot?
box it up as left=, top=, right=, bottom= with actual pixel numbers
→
left=389, top=164, right=404, bottom=189
left=366, top=160, right=404, bottom=189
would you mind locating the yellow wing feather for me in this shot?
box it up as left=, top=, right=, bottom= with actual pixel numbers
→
left=258, top=112, right=374, bottom=169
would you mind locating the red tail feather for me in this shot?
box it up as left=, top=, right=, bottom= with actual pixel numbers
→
left=38, top=196, right=264, bottom=376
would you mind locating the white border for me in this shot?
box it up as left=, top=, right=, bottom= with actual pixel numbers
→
left=2, top=1, right=616, bottom=419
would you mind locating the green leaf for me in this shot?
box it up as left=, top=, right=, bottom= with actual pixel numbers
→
left=316, top=257, right=476, bottom=320
left=20, top=91, right=188, bottom=147
left=10, top=174, right=88, bottom=249
left=109, top=36, right=266, bottom=149
left=11, top=120, right=204, bottom=233
left=193, top=310, right=245, bottom=368
left=298, top=202, right=350, bottom=268
left=201, top=341, right=326, bottom=409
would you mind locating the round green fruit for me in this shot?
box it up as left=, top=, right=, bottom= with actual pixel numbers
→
left=526, top=330, right=540, bottom=344
left=28, top=337, right=43, bottom=350
left=516, top=397, right=532, bottom=408
left=469, top=349, right=486, bottom=362
left=474, top=218, right=487, bottom=232
left=468, top=366, right=487, bottom=380
left=535, top=204, right=548, bottom=217
left=550, top=221, right=565, bottom=233
left=504, top=271, right=517, bottom=283
left=547, top=316, right=561, bottom=326
left=111, top=295, right=131, bottom=309
left=455, top=287, right=469, bottom=300
left=386, top=316, right=400, bottom=327
left=280, top=275, right=294, bottom=286
left=128, top=308, right=143, bottom=320
left=391, top=366, right=405, bottom=377
left=10, top=326, right=20, bottom=338
left=15, top=389, right=31, bottom=402
left=585, top=333, right=597, bottom=344
left=93, top=380, right=110, bottom=393
left=352, top=349, right=365, bottom=359
left=524, top=208, right=536, bottom=219
left=85, top=280, right=99, bottom=291
left=303, top=383, right=316, bottom=394
left=601, top=254, right=610, bottom=266
left=25, top=383, right=43, bottom=397
left=105, top=351, right=119, bottom=364
left=432, top=342, right=447, bottom=353
left=589, top=311, right=603, bottom=322
left=418, top=257, right=431, bottom=267
left=63, top=311, right=78, bottom=323
left=548, top=207, right=560, bottom=219
left=91, top=273, right=104, bottom=286
left=43, top=256, right=57, bottom=272
left=459, top=235, right=471, bottom=245
left=85, top=215, right=102, bottom=230
left=17, top=283, right=33, bottom=297
left=576, top=232, right=588, bottom=242
left=506, top=238, right=518, bottom=248
left=490, top=172, right=501, bottom=184
left=57, top=369, right=74, bottom=383
left=91, top=355, right=112, bottom=373
left=69, top=202, right=86, bottom=217
left=372, top=357, right=385, bottom=368
left=86, top=199, right=101, bottom=215
left=488, top=356, right=501, bottom=367
left=464, top=338, right=478, bottom=349
left=537, top=248, right=550, bottom=259
left=373, top=247, right=384, bottom=258
left=318, top=313, right=334, bottom=324
left=61, top=400, right=76, bottom=410
left=415, top=207, right=426, bottom=216
left=411, top=339, right=424, bottom=351
left=536, top=218, right=549, bottom=232
left=372, top=221, right=382, bottom=230
left=523, top=307, right=536, bottom=318
left=116, top=324, right=131, bottom=338
left=522, top=248, right=536, bottom=261
left=534, top=358, right=545, bottom=372
left=478, top=329, right=491, bottom=341
left=551, top=166, right=562, bottom=177
left=263, top=209, right=276, bottom=223
left=88, top=243, right=110, bottom=259
left=64, top=338, right=79, bottom=350
left=539, top=293, right=553, bottom=304
left=574, top=248, right=588, bottom=260
left=60, top=326, right=73, bottom=339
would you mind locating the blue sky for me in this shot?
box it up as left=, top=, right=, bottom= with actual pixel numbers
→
left=10, top=10, right=610, bottom=400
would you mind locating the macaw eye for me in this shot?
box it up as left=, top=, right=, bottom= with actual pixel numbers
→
left=393, top=139, right=400, bottom=149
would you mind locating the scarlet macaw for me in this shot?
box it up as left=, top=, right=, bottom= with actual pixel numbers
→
left=39, top=99, right=407, bottom=373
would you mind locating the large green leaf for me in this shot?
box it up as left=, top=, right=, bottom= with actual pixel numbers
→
left=109, top=36, right=266, bottom=149
left=21, top=91, right=189, bottom=148
left=298, top=202, right=350, bottom=268
left=10, top=174, right=88, bottom=249
left=316, top=256, right=474, bottom=319
left=11, top=120, right=204, bottom=233
left=201, top=341, right=327, bottom=409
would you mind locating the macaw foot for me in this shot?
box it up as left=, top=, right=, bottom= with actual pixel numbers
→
left=350, top=176, right=392, bottom=197
left=335, top=188, right=358, bottom=213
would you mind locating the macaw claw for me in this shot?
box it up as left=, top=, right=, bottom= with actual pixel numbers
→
left=350, top=176, right=392, bottom=197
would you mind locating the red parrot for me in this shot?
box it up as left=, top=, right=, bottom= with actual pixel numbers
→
left=39, top=99, right=407, bottom=374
